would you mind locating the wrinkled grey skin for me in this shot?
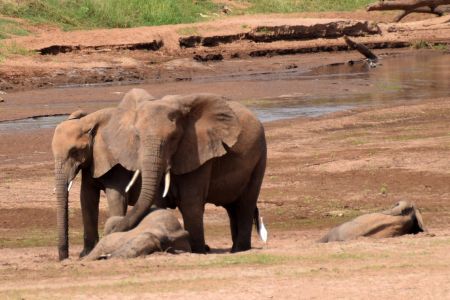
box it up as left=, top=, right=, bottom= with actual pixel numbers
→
left=105, top=91, right=267, bottom=255
left=318, top=201, right=426, bottom=243
left=53, top=88, right=266, bottom=260
left=52, top=89, right=153, bottom=260
left=84, top=208, right=191, bottom=260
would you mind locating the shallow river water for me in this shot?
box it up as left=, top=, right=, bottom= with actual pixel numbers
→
left=0, top=51, right=448, bottom=131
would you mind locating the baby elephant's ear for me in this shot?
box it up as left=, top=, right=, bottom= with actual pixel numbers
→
left=67, top=110, right=87, bottom=120
left=412, top=203, right=427, bottom=232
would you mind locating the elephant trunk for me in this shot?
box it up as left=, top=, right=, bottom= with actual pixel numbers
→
left=55, top=160, right=69, bottom=260
left=121, top=137, right=164, bottom=230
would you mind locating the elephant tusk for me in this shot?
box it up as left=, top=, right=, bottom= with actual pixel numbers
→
left=162, top=170, right=170, bottom=198
left=258, top=217, right=268, bottom=243
left=67, top=181, right=73, bottom=192
left=125, top=170, right=140, bottom=193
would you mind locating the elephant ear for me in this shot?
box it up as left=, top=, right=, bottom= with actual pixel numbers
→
left=119, top=88, right=155, bottom=110
left=92, top=89, right=156, bottom=177
left=67, top=110, right=87, bottom=120
left=170, top=94, right=241, bottom=175
left=382, top=201, right=408, bottom=216
left=412, top=203, right=427, bottom=232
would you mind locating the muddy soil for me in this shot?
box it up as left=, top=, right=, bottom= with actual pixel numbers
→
left=1, top=95, right=450, bottom=298
left=0, top=12, right=450, bottom=299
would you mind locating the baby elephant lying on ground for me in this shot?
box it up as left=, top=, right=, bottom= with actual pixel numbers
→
left=84, top=208, right=191, bottom=260
left=318, top=201, right=426, bottom=243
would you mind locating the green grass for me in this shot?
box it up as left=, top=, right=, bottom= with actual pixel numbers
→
left=412, top=40, right=449, bottom=51
left=0, top=17, right=29, bottom=39
left=177, top=26, right=199, bottom=36
left=199, top=253, right=289, bottom=267
left=0, top=228, right=83, bottom=248
left=0, top=0, right=220, bottom=30
left=0, top=40, right=34, bottom=61
left=0, top=0, right=375, bottom=31
left=240, top=0, right=374, bottom=14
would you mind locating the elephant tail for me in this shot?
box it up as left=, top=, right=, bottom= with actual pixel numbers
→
left=254, top=207, right=268, bottom=243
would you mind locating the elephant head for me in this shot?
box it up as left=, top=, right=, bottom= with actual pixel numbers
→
left=382, top=200, right=426, bottom=233
left=52, top=89, right=154, bottom=260
left=106, top=93, right=242, bottom=234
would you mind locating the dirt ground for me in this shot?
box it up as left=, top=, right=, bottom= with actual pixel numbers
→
left=0, top=12, right=450, bottom=299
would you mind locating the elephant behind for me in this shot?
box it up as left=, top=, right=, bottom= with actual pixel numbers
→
left=84, top=208, right=191, bottom=260
left=318, top=201, right=426, bottom=243
left=52, top=89, right=153, bottom=260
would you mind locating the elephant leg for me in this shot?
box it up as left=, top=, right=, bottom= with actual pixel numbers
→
left=105, top=187, right=127, bottom=217
left=176, top=162, right=212, bottom=254
left=102, top=165, right=132, bottom=217
left=231, top=200, right=254, bottom=252
left=179, top=201, right=206, bottom=253
left=232, top=157, right=266, bottom=253
left=80, top=169, right=101, bottom=258
left=225, top=203, right=238, bottom=247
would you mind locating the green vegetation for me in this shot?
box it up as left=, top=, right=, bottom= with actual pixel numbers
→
left=177, top=26, right=199, bottom=36
left=243, top=0, right=374, bottom=13
left=200, top=253, right=289, bottom=267
left=0, top=17, right=28, bottom=39
left=380, top=183, right=388, bottom=196
left=0, top=40, right=33, bottom=62
left=0, top=0, right=375, bottom=30
left=0, top=0, right=219, bottom=30
left=412, top=40, right=449, bottom=51
left=0, top=228, right=82, bottom=248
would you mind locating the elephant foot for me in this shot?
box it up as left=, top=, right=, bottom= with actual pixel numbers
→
left=230, top=244, right=251, bottom=253
left=191, top=244, right=208, bottom=254
left=79, top=246, right=94, bottom=258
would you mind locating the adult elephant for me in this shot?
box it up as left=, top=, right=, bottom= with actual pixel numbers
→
left=52, top=89, right=153, bottom=260
left=106, top=92, right=267, bottom=254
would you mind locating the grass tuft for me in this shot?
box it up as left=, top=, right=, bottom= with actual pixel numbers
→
left=200, top=253, right=289, bottom=267
left=0, top=41, right=34, bottom=62
left=0, top=17, right=29, bottom=39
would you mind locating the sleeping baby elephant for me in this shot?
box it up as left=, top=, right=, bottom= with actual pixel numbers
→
left=84, top=208, right=191, bottom=260
left=318, top=201, right=426, bottom=243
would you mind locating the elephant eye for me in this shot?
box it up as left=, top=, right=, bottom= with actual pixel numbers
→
left=69, top=148, right=77, bottom=156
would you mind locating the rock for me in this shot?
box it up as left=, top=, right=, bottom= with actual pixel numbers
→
left=222, top=5, right=232, bottom=14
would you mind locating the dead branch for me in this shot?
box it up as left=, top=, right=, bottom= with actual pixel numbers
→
left=344, top=36, right=378, bottom=61
left=367, top=0, right=450, bottom=22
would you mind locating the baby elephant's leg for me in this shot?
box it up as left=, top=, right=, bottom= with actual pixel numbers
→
left=83, top=238, right=110, bottom=261
left=110, top=232, right=161, bottom=259
left=160, top=230, right=191, bottom=253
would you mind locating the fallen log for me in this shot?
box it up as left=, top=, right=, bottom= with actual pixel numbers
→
left=367, top=0, right=449, bottom=22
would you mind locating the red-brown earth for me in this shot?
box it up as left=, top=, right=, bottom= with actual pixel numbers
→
left=0, top=12, right=450, bottom=299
